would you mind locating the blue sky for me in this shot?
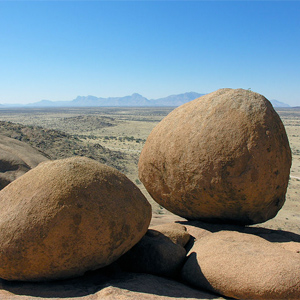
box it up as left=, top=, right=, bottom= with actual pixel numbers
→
left=0, top=1, right=299, bottom=106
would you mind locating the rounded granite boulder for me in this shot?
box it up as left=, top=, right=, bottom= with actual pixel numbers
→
left=139, top=88, right=291, bottom=224
left=0, top=134, right=49, bottom=190
left=181, top=231, right=300, bottom=299
left=119, top=228, right=187, bottom=278
left=0, top=156, right=151, bottom=281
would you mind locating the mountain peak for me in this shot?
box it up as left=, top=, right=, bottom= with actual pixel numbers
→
left=0, top=92, right=291, bottom=108
left=270, top=100, right=290, bottom=108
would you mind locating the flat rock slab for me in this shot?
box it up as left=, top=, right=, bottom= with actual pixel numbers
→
left=0, top=270, right=226, bottom=300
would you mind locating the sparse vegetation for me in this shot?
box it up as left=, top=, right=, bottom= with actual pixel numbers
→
left=0, top=106, right=299, bottom=231
left=0, top=120, right=136, bottom=174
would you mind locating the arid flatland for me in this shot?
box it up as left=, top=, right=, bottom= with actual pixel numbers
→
left=0, top=106, right=299, bottom=233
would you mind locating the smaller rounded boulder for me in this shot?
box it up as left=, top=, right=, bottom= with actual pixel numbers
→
left=181, top=231, right=300, bottom=299
left=139, top=88, right=291, bottom=224
left=120, top=229, right=187, bottom=277
left=150, top=223, right=190, bottom=247
left=0, top=157, right=151, bottom=281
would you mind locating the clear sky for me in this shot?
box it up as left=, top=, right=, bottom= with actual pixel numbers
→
left=0, top=1, right=299, bottom=106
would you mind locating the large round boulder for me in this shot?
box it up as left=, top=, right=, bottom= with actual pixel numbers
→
left=0, top=134, right=49, bottom=190
left=138, top=88, right=291, bottom=224
left=0, top=157, right=151, bottom=281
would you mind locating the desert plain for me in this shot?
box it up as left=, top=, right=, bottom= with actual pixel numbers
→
left=0, top=106, right=299, bottom=233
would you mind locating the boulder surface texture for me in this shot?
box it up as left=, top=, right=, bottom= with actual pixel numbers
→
left=0, top=134, right=49, bottom=190
left=0, top=156, right=151, bottom=281
left=181, top=230, right=300, bottom=299
left=139, top=88, right=291, bottom=224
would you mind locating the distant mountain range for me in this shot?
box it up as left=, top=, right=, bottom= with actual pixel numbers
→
left=269, top=100, right=290, bottom=108
left=0, top=92, right=291, bottom=108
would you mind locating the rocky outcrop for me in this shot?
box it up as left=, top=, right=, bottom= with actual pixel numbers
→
left=181, top=230, right=300, bottom=299
left=139, top=88, right=291, bottom=224
left=0, top=157, right=151, bottom=281
left=0, top=134, right=49, bottom=189
left=0, top=218, right=300, bottom=299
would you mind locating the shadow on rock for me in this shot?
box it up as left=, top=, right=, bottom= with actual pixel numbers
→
left=179, top=222, right=300, bottom=300
left=0, top=265, right=116, bottom=298
left=0, top=263, right=226, bottom=299
left=178, top=220, right=300, bottom=246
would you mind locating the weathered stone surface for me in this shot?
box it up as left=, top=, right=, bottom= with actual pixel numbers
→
left=150, top=223, right=190, bottom=247
left=139, top=88, right=291, bottom=224
left=0, top=157, right=151, bottom=281
left=0, top=270, right=225, bottom=300
left=0, top=134, right=49, bottom=189
left=150, top=213, right=186, bottom=227
left=181, top=230, right=300, bottom=299
left=277, top=241, right=300, bottom=253
left=120, top=229, right=186, bottom=277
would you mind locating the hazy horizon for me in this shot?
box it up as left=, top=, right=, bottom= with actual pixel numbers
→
left=0, top=91, right=204, bottom=106
left=0, top=91, right=294, bottom=108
